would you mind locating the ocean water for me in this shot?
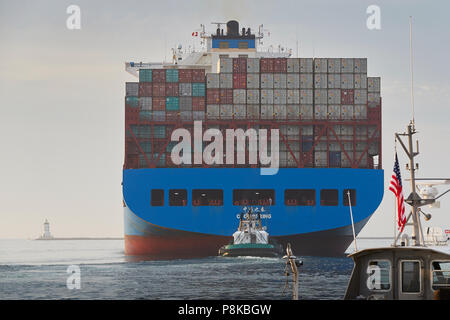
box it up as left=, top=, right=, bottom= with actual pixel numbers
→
left=0, top=238, right=392, bottom=300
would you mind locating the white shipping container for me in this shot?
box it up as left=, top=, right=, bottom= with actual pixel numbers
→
left=314, top=104, right=327, bottom=120
left=287, top=74, right=300, bottom=89
left=247, top=58, right=260, bottom=73
left=220, top=58, right=232, bottom=73
left=300, top=89, right=313, bottom=104
left=314, top=58, right=328, bottom=73
left=300, top=58, right=313, bottom=73
left=274, top=105, right=287, bottom=120
left=341, top=73, right=354, bottom=89
left=246, top=73, right=260, bottom=89
left=327, top=74, right=341, bottom=89
left=220, top=104, right=233, bottom=120
left=261, top=89, right=274, bottom=104
left=341, top=58, right=354, bottom=73
left=220, top=73, right=233, bottom=88
left=327, top=89, right=341, bottom=104
left=314, top=73, right=328, bottom=89
left=354, top=74, right=367, bottom=89
left=354, top=58, right=367, bottom=73
left=368, top=77, right=381, bottom=92
left=207, top=73, right=220, bottom=88
left=233, top=89, right=246, bottom=104
left=287, top=105, right=300, bottom=120
left=287, top=90, right=300, bottom=104
left=287, top=58, right=300, bottom=73
left=260, top=105, right=273, bottom=120
left=261, top=73, right=274, bottom=88
left=207, top=104, right=220, bottom=119
left=300, top=73, right=313, bottom=89
left=274, top=73, right=287, bottom=89
left=327, top=58, right=341, bottom=73
left=274, top=89, right=287, bottom=104
left=314, top=89, right=328, bottom=104
left=341, top=105, right=354, bottom=120
left=300, top=105, right=313, bottom=120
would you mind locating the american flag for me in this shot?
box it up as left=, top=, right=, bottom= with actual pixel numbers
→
left=389, top=153, right=407, bottom=232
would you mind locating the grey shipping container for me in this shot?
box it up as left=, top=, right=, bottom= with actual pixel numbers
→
left=314, top=58, right=328, bottom=73
left=261, top=73, right=274, bottom=88
left=274, top=105, right=287, bottom=120
left=274, top=73, right=287, bottom=89
left=327, top=58, right=341, bottom=73
left=247, top=73, right=260, bottom=89
left=220, top=73, right=233, bottom=88
left=179, top=97, right=192, bottom=111
left=354, top=58, right=367, bottom=73
left=180, top=111, right=192, bottom=121
left=287, top=74, right=300, bottom=89
left=300, top=58, right=313, bottom=73
left=247, top=89, right=260, bottom=104
left=341, top=105, right=354, bottom=120
left=328, top=74, right=341, bottom=89
left=328, top=89, right=340, bottom=104
left=220, top=58, right=232, bottom=73
left=354, top=74, right=367, bottom=89
left=368, top=92, right=381, bottom=104
left=300, top=73, right=313, bottom=89
left=274, top=89, right=287, bottom=104
left=287, top=90, right=300, bottom=104
left=193, top=111, right=205, bottom=120
left=287, top=58, right=300, bottom=73
left=300, top=104, right=313, bottom=120
left=261, top=89, right=274, bottom=104
left=247, top=105, right=260, bottom=119
left=179, top=82, right=192, bottom=96
left=233, top=105, right=246, bottom=119
left=341, top=58, right=354, bottom=73
left=327, top=105, right=340, bottom=120
left=314, top=104, right=327, bottom=120
left=261, top=105, right=273, bottom=120
left=368, top=77, right=381, bottom=92
left=206, top=73, right=220, bottom=88
left=233, top=89, right=246, bottom=104
left=314, top=89, right=328, bottom=104
left=220, top=104, right=233, bottom=120
left=287, top=105, right=300, bottom=120
left=314, top=74, right=328, bottom=89
left=314, top=151, right=328, bottom=167
left=126, top=82, right=139, bottom=96
left=354, top=89, right=367, bottom=104
left=207, top=104, right=220, bottom=119
left=153, top=111, right=166, bottom=121
left=354, top=104, right=367, bottom=119
left=247, top=58, right=260, bottom=73
left=140, top=97, right=152, bottom=111
left=341, top=74, right=354, bottom=89
left=300, top=89, right=313, bottom=104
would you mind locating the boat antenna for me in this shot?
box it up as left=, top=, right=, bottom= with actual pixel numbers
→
left=347, top=191, right=358, bottom=252
left=409, top=16, right=415, bottom=128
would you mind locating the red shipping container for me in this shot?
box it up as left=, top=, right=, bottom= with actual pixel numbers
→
left=274, top=58, right=287, bottom=72
left=233, top=73, right=247, bottom=89
left=138, top=83, right=152, bottom=97
left=219, top=89, right=233, bottom=104
left=192, top=69, right=205, bottom=82
left=192, top=97, right=206, bottom=111
left=233, top=58, right=247, bottom=73
left=153, top=97, right=166, bottom=110
left=207, top=88, right=220, bottom=104
left=125, top=107, right=139, bottom=122
left=341, top=89, right=354, bottom=104
left=260, top=58, right=274, bottom=73
left=152, top=83, right=166, bottom=97
left=152, top=69, right=166, bottom=82
left=179, top=69, right=193, bottom=83
left=165, top=83, right=179, bottom=96
left=166, top=111, right=179, bottom=121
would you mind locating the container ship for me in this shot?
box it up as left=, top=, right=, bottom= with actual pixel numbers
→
left=122, top=20, right=384, bottom=257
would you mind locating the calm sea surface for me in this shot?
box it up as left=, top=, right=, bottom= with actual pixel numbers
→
left=0, top=238, right=392, bottom=300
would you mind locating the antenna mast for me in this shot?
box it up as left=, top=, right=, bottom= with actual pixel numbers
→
left=409, top=16, right=415, bottom=128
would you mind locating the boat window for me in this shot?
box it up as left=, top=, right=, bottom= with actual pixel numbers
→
left=219, top=41, right=229, bottom=49
left=233, top=189, right=275, bottom=206
left=320, top=189, right=338, bottom=206
left=367, top=260, right=391, bottom=291
left=169, top=189, right=187, bottom=206
left=343, top=189, right=356, bottom=206
left=192, top=189, right=223, bottom=206
left=285, top=189, right=316, bottom=206
left=431, top=261, right=450, bottom=290
left=238, top=41, right=249, bottom=49
left=401, top=261, right=421, bottom=293
left=151, top=189, right=164, bottom=206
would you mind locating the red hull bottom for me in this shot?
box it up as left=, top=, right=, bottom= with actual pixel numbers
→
left=125, top=234, right=231, bottom=259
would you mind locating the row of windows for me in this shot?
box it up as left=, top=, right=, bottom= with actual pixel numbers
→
left=150, top=189, right=356, bottom=207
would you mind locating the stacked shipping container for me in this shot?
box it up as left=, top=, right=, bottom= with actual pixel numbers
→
left=125, top=58, right=381, bottom=169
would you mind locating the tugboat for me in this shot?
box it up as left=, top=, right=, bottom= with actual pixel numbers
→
left=219, top=207, right=283, bottom=258
left=344, top=122, right=450, bottom=300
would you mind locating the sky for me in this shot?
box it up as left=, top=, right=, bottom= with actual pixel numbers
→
left=0, top=0, right=449, bottom=238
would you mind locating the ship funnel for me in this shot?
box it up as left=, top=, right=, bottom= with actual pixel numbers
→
left=227, top=20, right=239, bottom=36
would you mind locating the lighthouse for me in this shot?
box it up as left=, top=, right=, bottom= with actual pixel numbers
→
left=40, top=219, right=53, bottom=239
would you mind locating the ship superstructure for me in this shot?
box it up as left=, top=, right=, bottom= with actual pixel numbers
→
left=122, top=20, right=384, bottom=257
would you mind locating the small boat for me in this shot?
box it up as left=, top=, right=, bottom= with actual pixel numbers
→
left=219, top=207, right=283, bottom=258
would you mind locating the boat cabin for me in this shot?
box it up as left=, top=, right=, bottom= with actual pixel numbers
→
left=344, top=246, right=450, bottom=300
